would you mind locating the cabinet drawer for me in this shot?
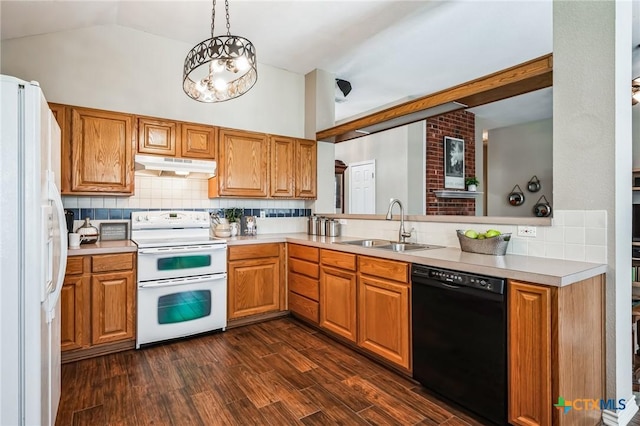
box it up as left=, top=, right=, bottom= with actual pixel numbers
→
left=228, top=243, right=280, bottom=261
left=321, top=249, right=356, bottom=271
left=359, top=256, right=408, bottom=283
left=66, top=256, right=86, bottom=275
left=289, top=292, right=318, bottom=324
left=92, top=253, right=134, bottom=273
left=288, top=244, right=319, bottom=262
left=289, top=258, right=319, bottom=279
left=289, top=272, right=319, bottom=301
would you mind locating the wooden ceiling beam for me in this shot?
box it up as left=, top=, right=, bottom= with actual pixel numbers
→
left=316, top=53, right=553, bottom=143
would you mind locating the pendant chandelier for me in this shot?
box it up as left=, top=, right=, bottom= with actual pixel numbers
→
left=183, top=0, right=257, bottom=102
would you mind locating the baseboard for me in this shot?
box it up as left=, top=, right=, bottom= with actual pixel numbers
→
left=602, top=394, right=639, bottom=425
left=226, top=310, right=289, bottom=329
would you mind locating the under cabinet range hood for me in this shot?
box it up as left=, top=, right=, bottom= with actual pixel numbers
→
left=134, top=154, right=216, bottom=178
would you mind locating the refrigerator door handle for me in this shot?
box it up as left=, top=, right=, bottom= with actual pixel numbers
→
left=46, top=171, right=67, bottom=323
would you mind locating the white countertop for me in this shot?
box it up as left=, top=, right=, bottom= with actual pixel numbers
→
left=225, top=233, right=607, bottom=287
left=67, top=240, right=138, bottom=256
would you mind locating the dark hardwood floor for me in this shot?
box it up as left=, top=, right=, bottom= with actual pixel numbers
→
left=55, top=317, right=488, bottom=426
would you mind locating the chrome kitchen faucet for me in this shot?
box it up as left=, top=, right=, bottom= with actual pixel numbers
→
left=386, top=198, right=413, bottom=243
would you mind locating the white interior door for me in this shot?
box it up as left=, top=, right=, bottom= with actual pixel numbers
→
left=349, top=160, right=376, bottom=214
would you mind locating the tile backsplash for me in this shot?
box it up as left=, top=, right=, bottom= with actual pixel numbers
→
left=339, top=210, right=608, bottom=264
left=62, top=175, right=311, bottom=219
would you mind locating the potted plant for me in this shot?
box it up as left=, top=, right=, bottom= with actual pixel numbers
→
left=465, top=177, right=479, bottom=192
left=223, top=208, right=243, bottom=236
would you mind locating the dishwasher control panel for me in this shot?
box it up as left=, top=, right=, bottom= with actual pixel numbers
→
left=411, top=265, right=506, bottom=294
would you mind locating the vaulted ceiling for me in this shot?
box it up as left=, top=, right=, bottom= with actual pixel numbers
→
left=1, top=1, right=638, bottom=123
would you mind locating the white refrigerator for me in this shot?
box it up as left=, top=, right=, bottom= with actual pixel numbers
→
left=0, top=75, right=68, bottom=426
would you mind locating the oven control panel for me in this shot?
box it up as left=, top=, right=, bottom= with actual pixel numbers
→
left=131, top=211, right=210, bottom=229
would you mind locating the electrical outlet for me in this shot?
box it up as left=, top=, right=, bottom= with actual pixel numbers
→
left=338, top=219, right=348, bottom=225
left=517, top=226, right=537, bottom=237
left=260, top=210, right=266, bottom=219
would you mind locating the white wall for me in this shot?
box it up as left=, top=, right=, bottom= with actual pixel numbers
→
left=487, top=118, right=553, bottom=217
left=1, top=25, right=305, bottom=137
left=335, top=123, right=424, bottom=215
left=314, top=142, right=336, bottom=214
left=554, top=1, right=634, bottom=421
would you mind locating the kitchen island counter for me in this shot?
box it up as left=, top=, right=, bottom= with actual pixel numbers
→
left=224, top=233, right=606, bottom=287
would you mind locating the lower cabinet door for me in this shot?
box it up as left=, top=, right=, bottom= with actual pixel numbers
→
left=228, top=257, right=280, bottom=319
left=508, top=280, right=552, bottom=426
left=319, top=266, right=357, bottom=342
left=60, top=275, right=90, bottom=351
left=357, top=275, right=410, bottom=369
left=91, top=271, right=135, bottom=345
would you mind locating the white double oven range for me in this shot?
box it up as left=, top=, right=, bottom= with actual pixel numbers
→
left=131, top=211, right=227, bottom=348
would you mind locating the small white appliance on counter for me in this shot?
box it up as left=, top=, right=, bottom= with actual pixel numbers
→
left=131, top=211, right=227, bottom=348
left=1, top=75, right=67, bottom=426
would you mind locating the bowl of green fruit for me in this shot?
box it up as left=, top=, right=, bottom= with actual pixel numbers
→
left=456, top=229, right=511, bottom=255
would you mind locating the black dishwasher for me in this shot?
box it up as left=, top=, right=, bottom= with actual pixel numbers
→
left=411, top=264, right=507, bottom=425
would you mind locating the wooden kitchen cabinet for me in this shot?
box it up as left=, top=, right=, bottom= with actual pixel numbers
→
left=181, top=122, right=217, bottom=159
left=319, top=249, right=357, bottom=342
left=270, top=136, right=317, bottom=198
left=295, top=138, right=317, bottom=198
left=270, top=135, right=295, bottom=198
left=227, top=243, right=283, bottom=320
left=358, top=256, right=410, bottom=369
left=60, top=256, right=90, bottom=352
left=137, top=117, right=217, bottom=160
left=62, top=106, right=135, bottom=195
left=90, top=270, right=135, bottom=345
left=288, top=244, right=320, bottom=324
left=60, top=251, right=137, bottom=363
left=508, top=277, right=604, bottom=426
left=217, top=128, right=269, bottom=197
left=137, top=117, right=177, bottom=156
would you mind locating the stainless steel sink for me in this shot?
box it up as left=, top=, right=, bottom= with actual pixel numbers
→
left=377, top=242, right=444, bottom=252
left=340, top=239, right=443, bottom=252
left=339, top=239, right=390, bottom=247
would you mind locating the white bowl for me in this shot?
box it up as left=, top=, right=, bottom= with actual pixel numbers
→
left=215, top=230, right=231, bottom=237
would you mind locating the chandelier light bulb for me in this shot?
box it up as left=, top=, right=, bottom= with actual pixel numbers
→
left=214, top=78, right=228, bottom=91
left=225, top=59, right=238, bottom=73
left=211, top=60, right=225, bottom=73
left=235, top=56, right=249, bottom=72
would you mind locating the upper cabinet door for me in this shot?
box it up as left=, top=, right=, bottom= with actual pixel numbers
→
left=181, top=123, right=217, bottom=160
left=68, top=107, right=134, bottom=195
left=137, top=117, right=177, bottom=156
left=218, top=128, right=269, bottom=197
left=296, top=139, right=317, bottom=198
left=270, top=136, right=295, bottom=198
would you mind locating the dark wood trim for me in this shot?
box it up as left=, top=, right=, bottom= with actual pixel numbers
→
left=226, top=310, right=289, bottom=329
left=61, top=339, right=135, bottom=363
left=316, top=53, right=553, bottom=143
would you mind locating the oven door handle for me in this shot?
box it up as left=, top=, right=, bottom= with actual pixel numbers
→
left=138, top=245, right=227, bottom=255
left=139, top=273, right=227, bottom=288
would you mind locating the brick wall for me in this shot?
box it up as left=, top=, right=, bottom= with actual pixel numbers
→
left=425, top=110, right=476, bottom=215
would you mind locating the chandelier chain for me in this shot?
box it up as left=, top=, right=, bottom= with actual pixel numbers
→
left=211, top=0, right=216, bottom=39
left=225, top=0, right=231, bottom=36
